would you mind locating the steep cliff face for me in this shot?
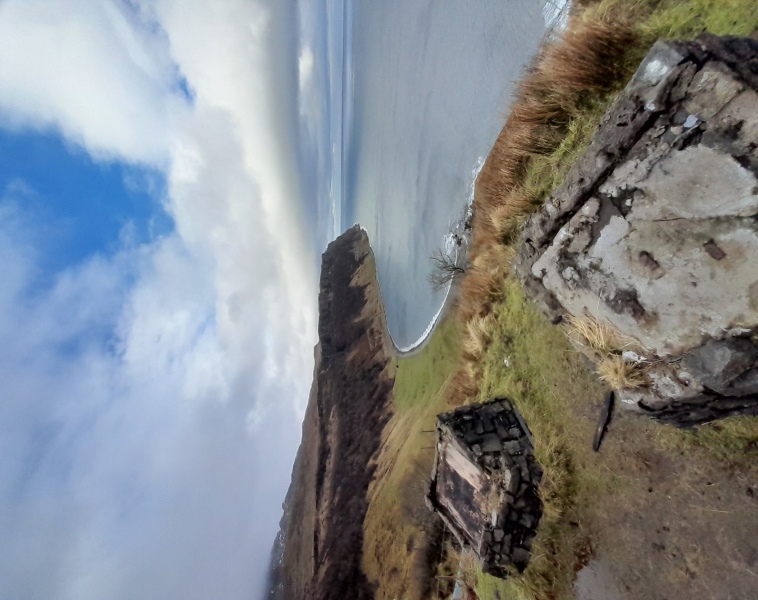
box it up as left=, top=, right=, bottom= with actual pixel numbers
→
left=268, top=226, right=395, bottom=600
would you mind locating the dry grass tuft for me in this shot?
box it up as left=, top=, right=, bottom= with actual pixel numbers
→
left=597, top=354, right=650, bottom=390
left=564, top=313, right=639, bottom=357
left=446, top=369, right=478, bottom=407
left=462, top=315, right=495, bottom=360
left=458, top=267, right=501, bottom=323
left=470, top=243, right=514, bottom=278
left=565, top=314, right=649, bottom=390
left=537, top=17, right=638, bottom=94
left=486, top=189, right=534, bottom=239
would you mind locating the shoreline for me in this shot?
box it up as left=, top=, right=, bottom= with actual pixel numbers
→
left=390, top=281, right=458, bottom=358
left=358, top=227, right=458, bottom=361
left=377, top=155, right=481, bottom=358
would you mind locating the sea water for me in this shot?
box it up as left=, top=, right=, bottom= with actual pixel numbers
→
left=342, top=0, right=567, bottom=350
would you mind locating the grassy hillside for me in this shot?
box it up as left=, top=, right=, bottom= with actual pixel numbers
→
left=364, top=1, right=758, bottom=599
left=363, top=318, right=461, bottom=600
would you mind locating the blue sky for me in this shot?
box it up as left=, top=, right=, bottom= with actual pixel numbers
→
left=0, top=1, right=329, bottom=598
left=0, top=130, right=171, bottom=279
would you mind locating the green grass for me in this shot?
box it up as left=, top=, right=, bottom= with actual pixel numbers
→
left=466, top=3, right=758, bottom=597
left=469, top=280, right=607, bottom=599
left=643, top=0, right=758, bottom=39
left=363, top=317, right=462, bottom=599
left=393, top=317, right=461, bottom=411
left=655, top=416, right=758, bottom=466
left=522, top=105, right=608, bottom=207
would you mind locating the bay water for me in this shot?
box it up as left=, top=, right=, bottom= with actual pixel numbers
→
left=342, top=0, right=564, bottom=349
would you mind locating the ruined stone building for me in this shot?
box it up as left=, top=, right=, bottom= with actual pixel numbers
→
left=426, top=399, right=543, bottom=577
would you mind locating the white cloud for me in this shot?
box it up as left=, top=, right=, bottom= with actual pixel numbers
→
left=0, top=0, right=181, bottom=165
left=0, top=1, right=318, bottom=599
left=299, top=45, right=315, bottom=89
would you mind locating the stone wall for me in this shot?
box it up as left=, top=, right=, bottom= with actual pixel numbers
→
left=428, top=399, right=543, bottom=576
left=514, top=35, right=758, bottom=426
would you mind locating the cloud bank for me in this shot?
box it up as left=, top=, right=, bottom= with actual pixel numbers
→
left=0, top=1, right=317, bottom=599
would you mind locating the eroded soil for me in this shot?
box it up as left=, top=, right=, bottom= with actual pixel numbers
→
left=578, top=409, right=757, bottom=600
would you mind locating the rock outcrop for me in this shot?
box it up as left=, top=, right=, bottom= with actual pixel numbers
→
left=268, top=226, right=395, bottom=600
left=515, top=35, right=758, bottom=426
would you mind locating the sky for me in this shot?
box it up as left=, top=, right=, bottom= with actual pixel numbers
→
left=296, top=0, right=344, bottom=244
left=0, top=1, right=329, bottom=598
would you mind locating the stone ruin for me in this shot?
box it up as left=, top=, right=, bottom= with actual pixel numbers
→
left=515, top=34, right=758, bottom=426
left=426, top=399, right=543, bottom=577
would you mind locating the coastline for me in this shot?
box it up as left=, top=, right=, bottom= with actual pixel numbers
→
left=373, top=154, right=482, bottom=358
left=357, top=225, right=461, bottom=360
left=390, top=281, right=458, bottom=358
left=359, top=223, right=465, bottom=359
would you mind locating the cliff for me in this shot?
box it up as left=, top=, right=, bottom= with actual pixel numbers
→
left=268, top=226, right=395, bottom=600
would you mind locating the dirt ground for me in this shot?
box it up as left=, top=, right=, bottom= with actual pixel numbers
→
left=577, top=409, right=757, bottom=600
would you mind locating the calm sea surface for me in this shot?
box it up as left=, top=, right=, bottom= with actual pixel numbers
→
left=343, top=1, right=560, bottom=349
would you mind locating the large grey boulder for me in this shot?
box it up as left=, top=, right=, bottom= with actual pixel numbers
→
left=515, top=35, right=758, bottom=426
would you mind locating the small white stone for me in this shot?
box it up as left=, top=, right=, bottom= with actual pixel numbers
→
left=683, top=114, right=699, bottom=129
left=643, top=58, right=671, bottom=84
left=562, top=266, right=578, bottom=282
left=728, top=327, right=751, bottom=337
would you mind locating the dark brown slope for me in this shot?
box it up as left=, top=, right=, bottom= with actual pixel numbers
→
left=268, top=225, right=395, bottom=600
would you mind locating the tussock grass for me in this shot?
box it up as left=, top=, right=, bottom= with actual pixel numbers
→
left=564, top=314, right=639, bottom=356
left=597, top=354, right=649, bottom=390
left=469, top=11, right=638, bottom=267
left=458, top=267, right=501, bottom=323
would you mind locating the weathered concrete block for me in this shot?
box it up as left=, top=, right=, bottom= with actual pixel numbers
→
left=515, top=35, right=758, bottom=425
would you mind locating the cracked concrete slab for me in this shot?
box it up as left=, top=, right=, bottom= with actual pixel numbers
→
left=515, top=35, right=758, bottom=425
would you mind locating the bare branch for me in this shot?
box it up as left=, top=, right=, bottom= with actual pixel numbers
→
left=428, top=248, right=466, bottom=291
